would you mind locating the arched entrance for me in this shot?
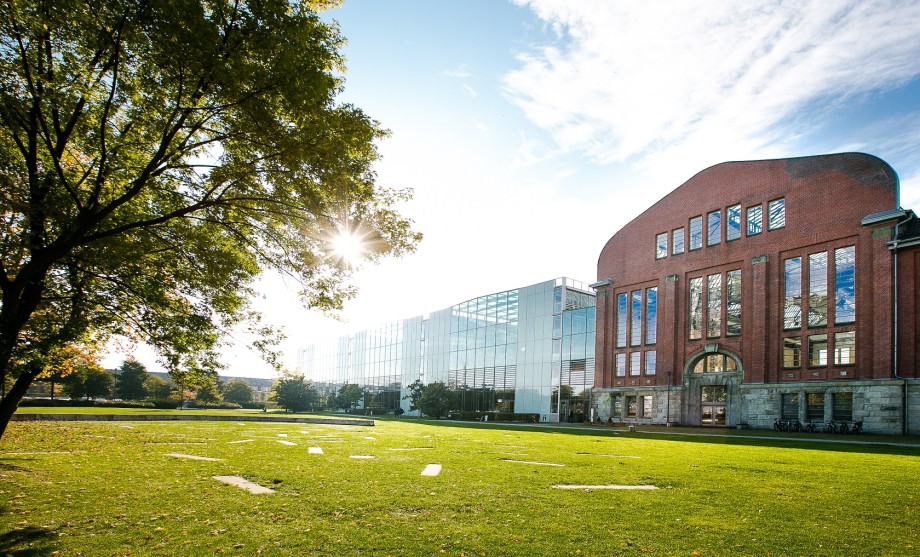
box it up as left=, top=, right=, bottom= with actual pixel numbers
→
left=683, top=345, right=743, bottom=427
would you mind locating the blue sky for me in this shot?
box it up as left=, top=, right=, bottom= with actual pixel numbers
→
left=108, top=0, right=920, bottom=378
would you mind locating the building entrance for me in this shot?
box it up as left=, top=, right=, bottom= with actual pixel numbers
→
left=700, top=385, right=727, bottom=425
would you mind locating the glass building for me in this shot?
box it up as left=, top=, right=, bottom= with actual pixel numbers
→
left=299, top=278, right=596, bottom=421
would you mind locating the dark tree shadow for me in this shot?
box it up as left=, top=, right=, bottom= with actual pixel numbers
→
left=0, top=526, right=58, bottom=556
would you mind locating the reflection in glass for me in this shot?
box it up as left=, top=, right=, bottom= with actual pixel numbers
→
left=768, top=198, right=785, bottom=230
left=808, top=334, right=828, bottom=366
left=835, top=246, right=855, bottom=324
left=630, top=290, right=642, bottom=346
left=616, top=293, right=628, bottom=348
left=656, top=232, right=667, bottom=259
left=747, top=205, right=762, bottom=235
left=726, top=270, right=741, bottom=336
left=672, top=228, right=685, bottom=254
left=645, top=350, right=656, bottom=375
left=726, top=204, right=741, bottom=240
left=783, top=337, right=801, bottom=368
left=784, top=257, right=802, bottom=329
left=689, top=216, right=703, bottom=250
left=616, top=353, right=626, bottom=376
left=708, top=210, right=721, bottom=245
left=689, top=277, right=703, bottom=340
left=629, top=352, right=641, bottom=376
left=645, top=287, right=657, bottom=344
left=707, top=274, right=721, bottom=337
left=834, top=331, right=855, bottom=365
left=808, top=252, right=828, bottom=327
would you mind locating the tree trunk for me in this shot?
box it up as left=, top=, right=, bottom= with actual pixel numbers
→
left=0, top=371, right=37, bottom=440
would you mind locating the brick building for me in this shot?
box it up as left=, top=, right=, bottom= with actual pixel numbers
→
left=592, top=153, right=919, bottom=434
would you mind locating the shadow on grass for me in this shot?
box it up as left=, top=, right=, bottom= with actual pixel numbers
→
left=0, top=525, right=57, bottom=556
left=399, top=417, right=920, bottom=456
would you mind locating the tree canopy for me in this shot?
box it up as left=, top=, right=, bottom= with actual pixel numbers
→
left=405, top=380, right=454, bottom=419
left=114, top=360, right=148, bottom=401
left=0, top=0, right=420, bottom=438
left=222, top=378, right=253, bottom=405
left=270, top=374, right=317, bottom=413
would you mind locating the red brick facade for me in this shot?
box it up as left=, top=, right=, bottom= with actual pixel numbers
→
left=593, top=153, right=919, bottom=433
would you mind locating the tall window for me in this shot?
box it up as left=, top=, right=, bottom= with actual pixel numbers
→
left=645, top=351, right=657, bottom=375
left=656, top=233, right=668, bottom=259
left=835, top=246, right=856, bottom=324
left=835, top=331, right=855, bottom=365
left=833, top=392, right=853, bottom=421
left=707, top=274, right=722, bottom=337
left=672, top=228, right=685, bottom=255
left=630, top=290, right=642, bottom=346
left=629, top=352, right=641, bottom=376
left=616, top=293, right=627, bottom=348
left=768, top=198, right=786, bottom=230
left=726, top=270, right=741, bottom=336
left=806, top=393, right=824, bottom=421
left=783, top=337, right=801, bottom=368
left=645, top=287, right=658, bottom=344
left=616, top=353, right=626, bottom=376
left=707, top=210, right=722, bottom=245
left=808, top=252, right=828, bottom=327
left=808, top=334, right=828, bottom=366
left=689, top=216, right=703, bottom=250
left=726, top=204, right=742, bottom=241
left=781, top=393, right=799, bottom=420
left=784, top=257, right=802, bottom=329
left=689, top=277, right=703, bottom=340
left=747, top=205, right=763, bottom=236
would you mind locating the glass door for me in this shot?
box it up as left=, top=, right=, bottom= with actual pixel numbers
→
left=701, top=385, right=727, bottom=426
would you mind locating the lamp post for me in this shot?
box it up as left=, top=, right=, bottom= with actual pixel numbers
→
left=666, top=370, right=672, bottom=426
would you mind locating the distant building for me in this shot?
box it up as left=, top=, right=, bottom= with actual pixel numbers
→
left=592, top=153, right=919, bottom=434
left=300, top=278, right=596, bottom=420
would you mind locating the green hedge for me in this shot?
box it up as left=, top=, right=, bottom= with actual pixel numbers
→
left=452, top=411, right=539, bottom=423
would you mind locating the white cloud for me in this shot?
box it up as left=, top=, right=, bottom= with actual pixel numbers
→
left=504, top=0, right=920, bottom=173
left=442, top=64, right=473, bottom=78
left=462, top=83, right=478, bottom=97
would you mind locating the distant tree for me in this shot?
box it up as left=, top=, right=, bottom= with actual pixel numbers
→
left=0, top=0, right=421, bottom=441
left=115, top=361, right=148, bottom=401
left=270, top=375, right=318, bottom=413
left=144, top=375, right=173, bottom=400
left=336, top=383, right=365, bottom=411
left=222, top=379, right=254, bottom=405
left=194, top=376, right=223, bottom=404
left=62, top=366, right=113, bottom=400
left=405, top=380, right=455, bottom=419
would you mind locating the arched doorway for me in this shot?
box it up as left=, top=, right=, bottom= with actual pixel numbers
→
left=683, top=345, right=743, bottom=427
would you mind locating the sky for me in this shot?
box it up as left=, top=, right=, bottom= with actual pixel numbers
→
left=105, top=0, right=920, bottom=379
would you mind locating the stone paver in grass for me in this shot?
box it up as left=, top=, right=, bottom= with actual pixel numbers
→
left=499, top=459, right=564, bottom=467
left=278, top=440, right=297, bottom=446
left=350, top=455, right=375, bottom=459
left=421, top=464, right=442, bottom=476
left=278, top=433, right=288, bottom=437
left=363, top=436, right=376, bottom=440
left=166, top=453, right=222, bottom=462
left=213, top=475, right=275, bottom=494
left=308, top=447, right=323, bottom=454
left=228, top=439, right=255, bottom=444
left=551, top=484, right=658, bottom=490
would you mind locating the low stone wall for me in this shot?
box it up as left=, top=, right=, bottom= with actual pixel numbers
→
left=11, top=413, right=374, bottom=427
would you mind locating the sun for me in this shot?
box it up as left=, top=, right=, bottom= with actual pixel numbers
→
left=331, top=230, right=366, bottom=264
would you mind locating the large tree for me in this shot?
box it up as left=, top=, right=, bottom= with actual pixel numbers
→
left=270, top=374, right=317, bottom=413
left=222, top=378, right=253, bottom=405
left=113, top=359, right=148, bottom=400
left=0, top=0, right=420, bottom=438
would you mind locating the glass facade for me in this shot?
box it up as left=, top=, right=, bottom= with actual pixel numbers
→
left=299, top=278, right=596, bottom=420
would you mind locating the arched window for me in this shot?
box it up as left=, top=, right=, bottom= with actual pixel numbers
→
left=691, top=353, right=738, bottom=374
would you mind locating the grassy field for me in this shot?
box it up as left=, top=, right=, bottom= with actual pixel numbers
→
left=1, top=416, right=918, bottom=556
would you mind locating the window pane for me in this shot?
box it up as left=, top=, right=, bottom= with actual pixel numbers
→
left=726, top=270, right=741, bottom=336
left=642, top=396, right=653, bottom=417
left=645, top=287, right=657, bottom=344
left=784, top=257, right=802, bottom=329
left=783, top=337, right=801, bottom=368
left=693, top=359, right=705, bottom=373
left=630, top=290, right=642, bottom=346
left=808, top=334, right=828, bottom=366
left=806, top=393, right=824, bottom=421
left=768, top=198, right=786, bottom=230
left=629, top=352, right=641, bottom=376
left=707, top=274, right=721, bottom=338
left=672, top=228, right=685, bottom=254
left=834, top=331, right=855, bottom=365
left=616, top=353, right=626, bottom=376
left=627, top=396, right=637, bottom=417
left=835, top=246, right=856, bottom=324
left=833, top=392, right=853, bottom=421
left=645, top=351, right=656, bottom=375
left=689, top=277, right=703, bottom=340
left=689, top=216, right=703, bottom=250
left=726, top=204, right=742, bottom=240
left=808, top=252, right=828, bottom=327
left=707, top=210, right=722, bottom=245
left=781, top=393, right=799, bottom=420
left=747, top=205, right=763, bottom=235
left=616, top=293, right=627, bottom=348
left=656, top=232, right=668, bottom=259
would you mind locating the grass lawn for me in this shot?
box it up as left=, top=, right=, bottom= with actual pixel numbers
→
left=1, top=416, right=918, bottom=556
